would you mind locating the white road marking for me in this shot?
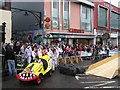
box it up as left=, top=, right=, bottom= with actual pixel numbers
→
left=84, top=86, right=120, bottom=89
left=93, top=81, right=115, bottom=87
left=75, top=76, right=79, bottom=80
left=82, top=81, right=116, bottom=89
left=76, top=74, right=87, bottom=76
left=75, top=76, right=101, bottom=80
left=80, top=81, right=115, bottom=84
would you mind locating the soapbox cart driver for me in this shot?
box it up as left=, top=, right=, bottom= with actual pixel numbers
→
left=16, top=54, right=52, bottom=84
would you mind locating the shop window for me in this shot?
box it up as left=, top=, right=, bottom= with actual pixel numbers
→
left=98, top=6, right=107, bottom=27
left=63, top=0, right=70, bottom=29
left=110, top=11, right=119, bottom=29
left=52, top=0, right=59, bottom=29
left=81, top=5, right=92, bottom=31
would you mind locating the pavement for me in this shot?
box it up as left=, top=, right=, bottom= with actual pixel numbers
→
left=2, top=59, right=120, bottom=89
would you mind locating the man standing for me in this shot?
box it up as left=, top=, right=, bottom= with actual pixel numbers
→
left=5, top=44, right=17, bottom=77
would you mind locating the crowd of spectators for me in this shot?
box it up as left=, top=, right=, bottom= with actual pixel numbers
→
left=1, top=40, right=119, bottom=76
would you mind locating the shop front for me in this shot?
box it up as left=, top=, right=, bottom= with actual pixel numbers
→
left=44, top=32, right=95, bottom=45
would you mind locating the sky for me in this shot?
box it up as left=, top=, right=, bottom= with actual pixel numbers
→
left=104, top=0, right=120, bottom=7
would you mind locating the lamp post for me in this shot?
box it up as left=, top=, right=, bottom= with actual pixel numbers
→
left=109, top=0, right=112, bottom=46
left=2, top=22, right=6, bottom=43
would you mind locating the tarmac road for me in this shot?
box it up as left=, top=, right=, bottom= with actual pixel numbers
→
left=2, top=60, right=120, bottom=89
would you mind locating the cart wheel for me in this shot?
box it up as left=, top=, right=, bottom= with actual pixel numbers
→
left=48, top=70, right=52, bottom=76
left=39, top=74, right=44, bottom=80
left=36, top=77, right=41, bottom=84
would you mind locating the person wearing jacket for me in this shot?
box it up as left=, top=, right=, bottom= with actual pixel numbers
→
left=5, top=44, right=17, bottom=77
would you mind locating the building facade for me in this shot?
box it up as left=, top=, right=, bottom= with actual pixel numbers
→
left=44, top=0, right=95, bottom=45
left=0, top=0, right=11, bottom=43
left=11, top=0, right=120, bottom=46
left=94, top=0, right=120, bottom=46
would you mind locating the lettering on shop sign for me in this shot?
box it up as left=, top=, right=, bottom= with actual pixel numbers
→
left=69, top=28, right=84, bottom=33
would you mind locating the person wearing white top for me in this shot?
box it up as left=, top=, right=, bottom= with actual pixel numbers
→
left=32, top=46, right=38, bottom=61
left=47, top=48, right=53, bottom=57
left=38, top=47, right=42, bottom=56
left=25, top=46, right=32, bottom=64
left=51, top=48, right=57, bottom=71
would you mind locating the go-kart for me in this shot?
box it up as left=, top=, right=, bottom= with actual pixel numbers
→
left=16, top=54, right=52, bottom=84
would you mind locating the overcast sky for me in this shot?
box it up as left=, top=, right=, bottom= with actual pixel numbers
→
left=104, top=0, right=120, bottom=7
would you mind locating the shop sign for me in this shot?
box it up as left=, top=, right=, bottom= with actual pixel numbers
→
left=69, top=28, right=84, bottom=33
left=52, top=34, right=65, bottom=38
left=111, top=33, right=117, bottom=38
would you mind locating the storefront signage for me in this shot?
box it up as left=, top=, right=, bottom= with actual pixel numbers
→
left=111, top=33, right=117, bottom=38
left=52, top=34, right=65, bottom=38
left=69, top=28, right=84, bottom=33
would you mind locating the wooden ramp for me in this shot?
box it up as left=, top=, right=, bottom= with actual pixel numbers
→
left=85, top=52, right=120, bottom=79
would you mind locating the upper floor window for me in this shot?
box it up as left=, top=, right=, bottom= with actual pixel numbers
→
left=52, top=0, right=59, bottom=29
left=110, top=11, right=119, bottom=29
left=81, top=5, right=92, bottom=31
left=63, top=0, right=69, bottom=29
left=98, top=6, right=107, bottom=27
left=0, top=0, right=5, bottom=8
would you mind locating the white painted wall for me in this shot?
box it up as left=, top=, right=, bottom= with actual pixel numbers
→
left=0, top=9, right=12, bottom=43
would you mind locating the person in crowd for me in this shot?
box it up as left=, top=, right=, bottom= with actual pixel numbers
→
left=25, top=45, right=32, bottom=64
left=4, top=44, right=17, bottom=77
left=2, top=42, right=6, bottom=55
left=57, top=45, right=63, bottom=58
left=34, top=56, right=43, bottom=66
left=32, top=46, right=39, bottom=62
left=105, top=45, right=109, bottom=56
left=51, top=48, right=57, bottom=71
left=14, top=41, right=21, bottom=54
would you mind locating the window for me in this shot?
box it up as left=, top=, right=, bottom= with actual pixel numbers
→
left=81, top=5, right=92, bottom=31
left=52, top=0, right=59, bottom=29
left=98, top=6, right=107, bottom=27
left=0, top=0, right=3, bottom=8
left=0, top=0, right=8, bottom=10
left=63, top=0, right=69, bottom=29
left=110, top=11, right=119, bottom=29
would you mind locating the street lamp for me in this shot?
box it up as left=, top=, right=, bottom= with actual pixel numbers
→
left=2, top=22, right=6, bottom=43
left=109, top=0, right=112, bottom=46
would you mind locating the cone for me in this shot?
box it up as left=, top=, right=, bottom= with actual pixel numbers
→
left=85, top=52, right=120, bottom=79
